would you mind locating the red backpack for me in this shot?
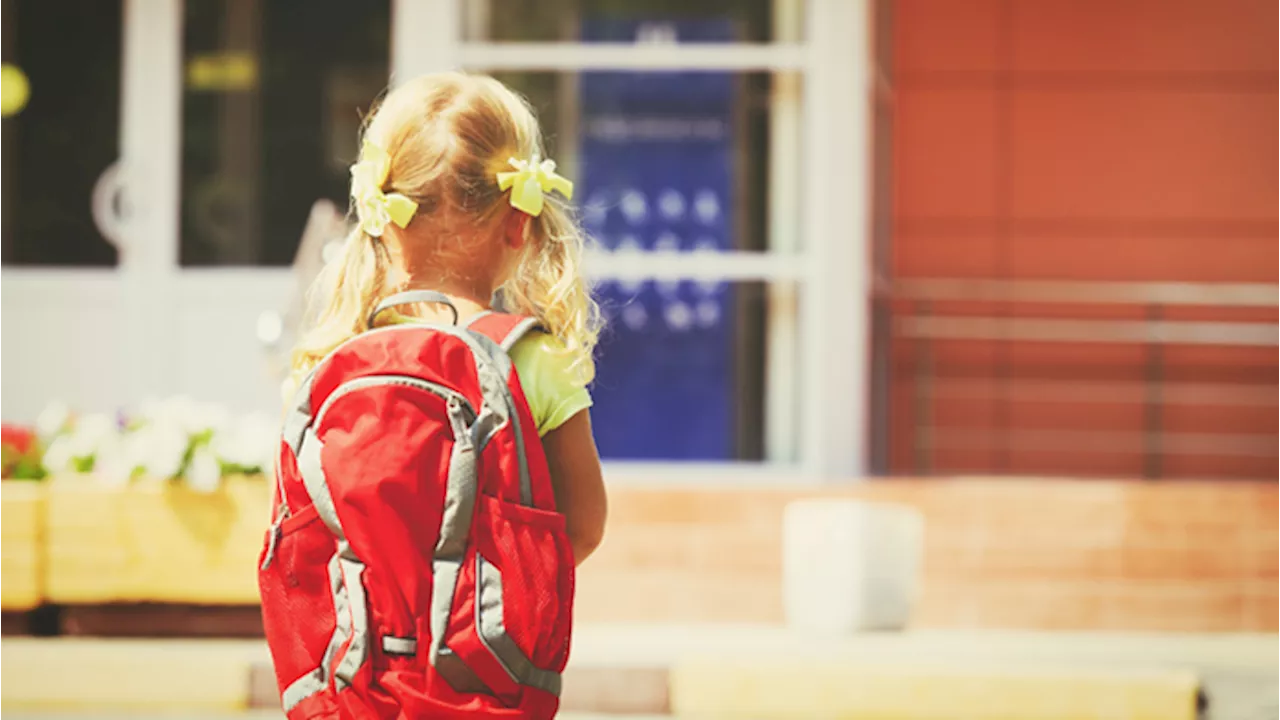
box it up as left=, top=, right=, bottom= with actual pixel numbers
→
left=258, top=291, right=573, bottom=719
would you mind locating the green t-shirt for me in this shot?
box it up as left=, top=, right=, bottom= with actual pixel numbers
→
left=506, top=332, right=593, bottom=436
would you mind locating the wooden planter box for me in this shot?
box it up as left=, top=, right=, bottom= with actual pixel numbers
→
left=1, top=482, right=46, bottom=611
left=45, top=475, right=270, bottom=605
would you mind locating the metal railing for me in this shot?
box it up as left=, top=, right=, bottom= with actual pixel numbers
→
left=880, top=279, right=1278, bottom=479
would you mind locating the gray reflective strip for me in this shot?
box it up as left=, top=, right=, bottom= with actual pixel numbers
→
left=381, top=636, right=417, bottom=656
left=476, top=555, right=563, bottom=697
left=436, top=401, right=478, bottom=559
left=370, top=290, right=459, bottom=326
left=322, top=553, right=350, bottom=674
left=466, top=332, right=532, bottom=506
left=332, top=557, right=369, bottom=691
left=502, top=382, right=533, bottom=507
left=428, top=399, right=479, bottom=671
left=463, top=310, right=494, bottom=328
left=281, top=667, right=326, bottom=712
left=498, top=317, right=541, bottom=351
left=313, top=375, right=472, bottom=427
left=435, top=645, right=491, bottom=695
left=281, top=555, right=346, bottom=712
left=266, top=370, right=316, bottom=570
left=465, top=331, right=515, bottom=395
left=296, top=428, right=344, bottom=541
left=428, top=558, right=463, bottom=666
left=282, top=370, right=316, bottom=455
left=470, top=406, right=506, bottom=453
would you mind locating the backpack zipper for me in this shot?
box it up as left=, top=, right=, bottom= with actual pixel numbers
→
left=262, top=444, right=290, bottom=571
left=314, top=375, right=475, bottom=427
left=262, top=513, right=285, bottom=570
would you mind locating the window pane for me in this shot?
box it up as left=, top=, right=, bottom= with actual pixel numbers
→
left=592, top=280, right=771, bottom=460
left=180, top=0, right=389, bottom=266
left=494, top=63, right=789, bottom=459
left=466, top=0, right=799, bottom=43
left=2, top=0, right=121, bottom=267
left=493, top=68, right=797, bottom=256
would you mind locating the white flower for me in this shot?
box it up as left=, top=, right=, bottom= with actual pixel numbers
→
left=42, top=435, right=76, bottom=474
left=35, top=401, right=71, bottom=440
left=213, top=412, right=277, bottom=472
left=131, top=422, right=190, bottom=480
left=185, top=446, right=222, bottom=493
left=95, top=440, right=135, bottom=489
left=67, top=413, right=117, bottom=459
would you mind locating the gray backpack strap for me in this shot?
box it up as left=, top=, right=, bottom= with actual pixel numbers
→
left=369, top=291, right=459, bottom=326
left=465, top=312, right=542, bottom=351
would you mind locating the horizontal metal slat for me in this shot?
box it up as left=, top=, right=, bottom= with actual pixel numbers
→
left=893, top=279, right=1278, bottom=308
left=897, top=316, right=1278, bottom=347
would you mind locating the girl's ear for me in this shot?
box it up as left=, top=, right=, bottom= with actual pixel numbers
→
left=503, top=210, right=530, bottom=250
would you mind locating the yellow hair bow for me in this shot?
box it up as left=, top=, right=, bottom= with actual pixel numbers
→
left=350, top=140, right=418, bottom=237
left=495, top=154, right=574, bottom=217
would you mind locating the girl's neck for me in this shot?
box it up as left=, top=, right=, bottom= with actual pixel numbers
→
left=396, top=277, right=495, bottom=323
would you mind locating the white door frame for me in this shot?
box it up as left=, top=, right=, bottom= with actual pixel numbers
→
left=118, top=0, right=184, bottom=403
left=801, top=0, right=872, bottom=478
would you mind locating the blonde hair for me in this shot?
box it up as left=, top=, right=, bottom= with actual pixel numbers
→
left=288, top=73, right=600, bottom=396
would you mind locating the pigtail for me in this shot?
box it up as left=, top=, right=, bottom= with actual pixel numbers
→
left=501, top=199, right=602, bottom=384
left=286, top=228, right=391, bottom=398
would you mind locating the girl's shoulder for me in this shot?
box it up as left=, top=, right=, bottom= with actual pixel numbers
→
left=507, top=331, right=592, bottom=436
left=508, top=330, right=568, bottom=366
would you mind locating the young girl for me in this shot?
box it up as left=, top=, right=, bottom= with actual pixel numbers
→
left=263, top=72, right=606, bottom=718
left=291, top=72, right=607, bottom=565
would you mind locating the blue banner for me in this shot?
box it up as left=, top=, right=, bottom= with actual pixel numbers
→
left=580, top=19, right=738, bottom=460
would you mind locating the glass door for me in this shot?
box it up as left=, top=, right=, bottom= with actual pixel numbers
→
left=2, top=0, right=393, bottom=421
left=167, top=0, right=391, bottom=415
left=1, top=0, right=138, bottom=421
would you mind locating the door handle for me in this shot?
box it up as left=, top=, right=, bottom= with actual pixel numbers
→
left=91, top=160, right=131, bottom=254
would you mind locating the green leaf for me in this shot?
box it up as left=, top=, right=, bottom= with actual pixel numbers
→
left=10, top=456, right=47, bottom=480
left=219, top=461, right=262, bottom=477
left=177, top=443, right=195, bottom=479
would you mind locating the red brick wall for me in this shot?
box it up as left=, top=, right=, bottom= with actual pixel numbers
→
left=886, top=0, right=1278, bottom=478
left=576, top=480, right=1278, bottom=631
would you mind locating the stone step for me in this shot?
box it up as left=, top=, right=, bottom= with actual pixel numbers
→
left=2, top=628, right=1274, bottom=718
left=670, top=658, right=1200, bottom=720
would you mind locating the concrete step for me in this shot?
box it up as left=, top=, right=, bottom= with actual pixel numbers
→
left=2, top=627, right=1275, bottom=718
left=671, top=658, right=1200, bottom=720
